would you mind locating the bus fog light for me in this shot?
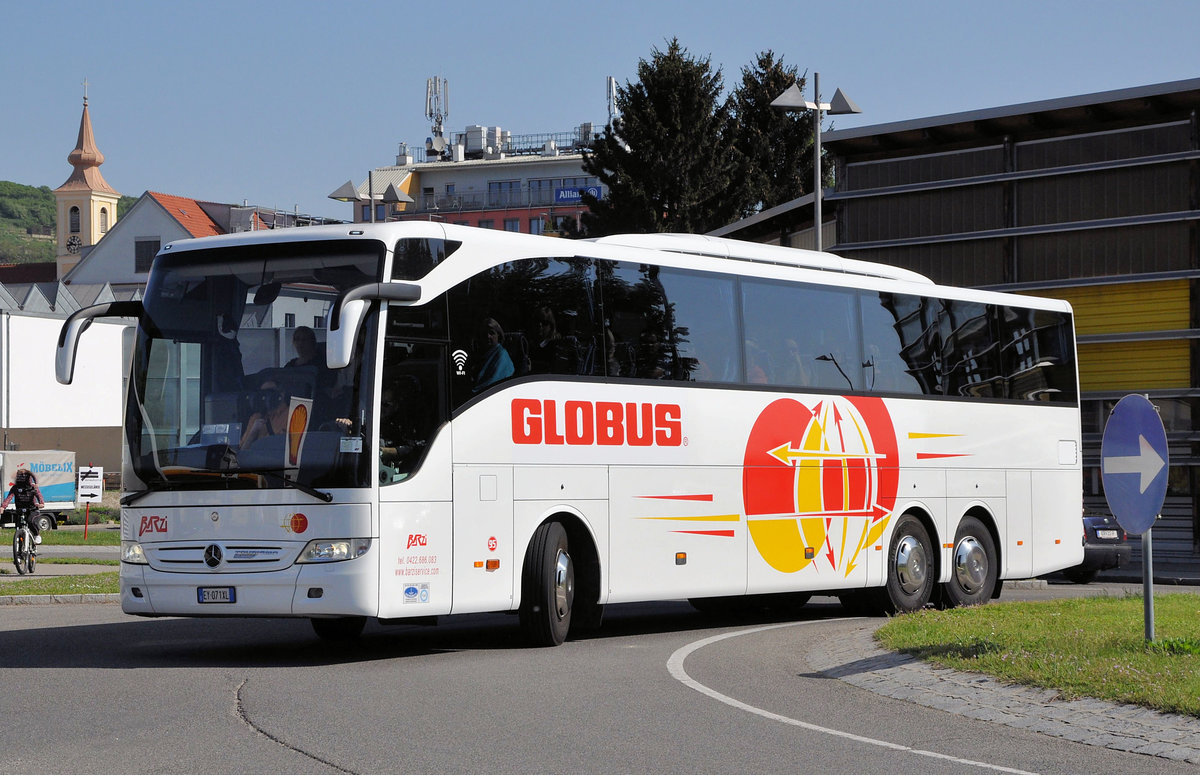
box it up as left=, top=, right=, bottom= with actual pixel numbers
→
left=296, top=538, right=372, bottom=563
left=122, top=541, right=149, bottom=564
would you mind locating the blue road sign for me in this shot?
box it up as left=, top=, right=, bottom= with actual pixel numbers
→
left=1101, top=394, right=1168, bottom=535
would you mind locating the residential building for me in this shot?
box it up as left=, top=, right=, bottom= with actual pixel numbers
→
left=338, top=124, right=603, bottom=234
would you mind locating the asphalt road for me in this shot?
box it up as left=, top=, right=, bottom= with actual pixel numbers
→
left=2, top=585, right=1197, bottom=775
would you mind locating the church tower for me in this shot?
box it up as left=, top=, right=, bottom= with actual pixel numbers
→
left=53, top=87, right=120, bottom=279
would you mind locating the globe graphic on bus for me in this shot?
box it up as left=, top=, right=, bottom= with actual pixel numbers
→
left=742, top=396, right=899, bottom=575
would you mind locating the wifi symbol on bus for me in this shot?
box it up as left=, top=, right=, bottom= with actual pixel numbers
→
left=451, top=349, right=469, bottom=376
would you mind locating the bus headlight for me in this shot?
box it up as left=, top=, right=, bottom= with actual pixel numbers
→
left=121, top=541, right=149, bottom=564
left=296, top=538, right=372, bottom=563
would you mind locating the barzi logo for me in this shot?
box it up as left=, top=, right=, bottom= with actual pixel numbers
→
left=407, top=534, right=428, bottom=549
left=139, top=515, right=168, bottom=536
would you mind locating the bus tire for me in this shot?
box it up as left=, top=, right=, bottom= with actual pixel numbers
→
left=311, top=616, right=366, bottom=641
left=884, top=514, right=935, bottom=613
left=519, top=521, right=573, bottom=646
left=942, top=516, right=997, bottom=607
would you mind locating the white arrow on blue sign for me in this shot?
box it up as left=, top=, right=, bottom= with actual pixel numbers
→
left=1101, top=394, right=1168, bottom=535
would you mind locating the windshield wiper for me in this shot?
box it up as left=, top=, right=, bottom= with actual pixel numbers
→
left=121, top=480, right=182, bottom=506
left=238, top=468, right=334, bottom=503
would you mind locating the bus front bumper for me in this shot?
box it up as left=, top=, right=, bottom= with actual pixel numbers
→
left=120, top=561, right=378, bottom=618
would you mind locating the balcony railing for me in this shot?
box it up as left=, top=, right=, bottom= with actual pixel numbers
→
left=409, top=187, right=602, bottom=214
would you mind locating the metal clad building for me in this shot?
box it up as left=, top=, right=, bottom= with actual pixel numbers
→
left=818, top=78, right=1200, bottom=572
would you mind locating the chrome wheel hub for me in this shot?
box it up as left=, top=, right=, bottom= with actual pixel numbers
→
left=895, top=535, right=927, bottom=595
left=954, top=536, right=987, bottom=594
left=553, top=548, right=574, bottom=621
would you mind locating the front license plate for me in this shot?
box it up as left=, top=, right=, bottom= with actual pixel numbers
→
left=1096, top=529, right=1119, bottom=540
left=198, top=587, right=236, bottom=604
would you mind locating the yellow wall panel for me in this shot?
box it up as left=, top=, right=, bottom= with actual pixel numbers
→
left=1078, top=340, right=1190, bottom=392
left=1028, top=281, right=1189, bottom=335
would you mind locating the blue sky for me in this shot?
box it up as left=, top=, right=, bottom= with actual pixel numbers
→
left=3, top=0, right=1199, bottom=219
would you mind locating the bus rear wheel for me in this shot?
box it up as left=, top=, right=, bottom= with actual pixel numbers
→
left=520, top=521, right=573, bottom=646
left=311, top=615, right=366, bottom=641
left=884, top=514, right=935, bottom=614
left=941, top=516, right=997, bottom=608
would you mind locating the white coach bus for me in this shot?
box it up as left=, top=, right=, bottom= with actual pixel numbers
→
left=56, top=223, right=1081, bottom=644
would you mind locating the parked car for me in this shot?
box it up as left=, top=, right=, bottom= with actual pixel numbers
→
left=1061, top=513, right=1131, bottom=584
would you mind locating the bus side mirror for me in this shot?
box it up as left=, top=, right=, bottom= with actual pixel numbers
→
left=56, top=301, right=143, bottom=384
left=326, top=282, right=421, bottom=369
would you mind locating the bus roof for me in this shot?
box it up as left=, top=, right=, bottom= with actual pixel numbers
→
left=159, top=222, right=1069, bottom=312
left=589, top=233, right=935, bottom=285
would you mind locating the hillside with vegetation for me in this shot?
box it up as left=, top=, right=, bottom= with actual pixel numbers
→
left=0, top=181, right=139, bottom=264
left=0, top=181, right=56, bottom=263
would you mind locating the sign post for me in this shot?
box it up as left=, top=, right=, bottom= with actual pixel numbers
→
left=1100, top=394, right=1168, bottom=641
left=78, top=466, right=103, bottom=541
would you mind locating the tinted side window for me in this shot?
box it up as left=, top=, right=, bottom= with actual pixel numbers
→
left=861, top=293, right=925, bottom=394
left=598, top=261, right=674, bottom=379
left=659, top=268, right=739, bottom=383
left=941, top=299, right=1002, bottom=398
left=887, top=293, right=944, bottom=395
left=997, top=306, right=1078, bottom=402
left=742, top=280, right=862, bottom=390
left=447, top=258, right=597, bottom=408
left=392, top=238, right=460, bottom=280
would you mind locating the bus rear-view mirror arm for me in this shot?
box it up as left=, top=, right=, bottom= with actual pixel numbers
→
left=56, top=300, right=144, bottom=385
left=327, top=282, right=421, bottom=369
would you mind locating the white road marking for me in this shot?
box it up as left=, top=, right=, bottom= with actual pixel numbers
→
left=667, top=620, right=1040, bottom=775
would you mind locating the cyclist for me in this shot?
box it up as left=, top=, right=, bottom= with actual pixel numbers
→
left=3, top=468, right=44, bottom=547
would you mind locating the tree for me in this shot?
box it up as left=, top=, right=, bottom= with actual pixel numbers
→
left=729, top=51, right=824, bottom=220
left=578, top=39, right=751, bottom=237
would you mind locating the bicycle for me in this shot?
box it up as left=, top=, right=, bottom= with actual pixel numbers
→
left=11, top=506, right=37, bottom=575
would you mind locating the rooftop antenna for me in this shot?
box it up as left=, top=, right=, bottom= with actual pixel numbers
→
left=606, top=76, right=618, bottom=125
left=426, top=77, right=449, bottom=158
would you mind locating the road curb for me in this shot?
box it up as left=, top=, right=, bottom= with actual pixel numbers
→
left=1004, top=578, right=1047, bottom=589
left=0, top=593, right=119, bottom=606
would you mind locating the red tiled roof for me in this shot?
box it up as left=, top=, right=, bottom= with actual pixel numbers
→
left=147, top=191, right=222, bottom=238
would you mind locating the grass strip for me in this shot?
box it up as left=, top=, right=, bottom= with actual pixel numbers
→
left=0, top=571, right=119, bottom=597
left=877, top=594, right=1200, bottom=717
left=0, top=527, right=120, bottom=546
left=35, top=557, right=120, bottom=566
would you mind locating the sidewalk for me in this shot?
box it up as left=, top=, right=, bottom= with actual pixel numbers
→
left=807, top=617, right=1200, bottom=764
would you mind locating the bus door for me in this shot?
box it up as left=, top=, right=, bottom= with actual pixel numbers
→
left=376, top=319, right=455, bottom=618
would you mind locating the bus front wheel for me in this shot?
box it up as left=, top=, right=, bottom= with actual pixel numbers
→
left=519, top=521, right=574, bottom=647
left=884, top=514, right=935, bottom=614
left=941, top=516, right=997, bottom=608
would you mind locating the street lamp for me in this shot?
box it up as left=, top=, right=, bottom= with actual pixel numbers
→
left=771, top=72, right=861, bottom=252
left=327, top=174, right=413, bottom=223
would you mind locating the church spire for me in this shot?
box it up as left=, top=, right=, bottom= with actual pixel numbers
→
left=55, top=91, right=117, bottom=195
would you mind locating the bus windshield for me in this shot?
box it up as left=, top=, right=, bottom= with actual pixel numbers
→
left=125, top=239, right=384, bottom=493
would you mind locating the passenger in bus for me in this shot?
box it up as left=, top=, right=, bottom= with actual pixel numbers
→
left=286, top=326, right=320, bottom=368
left=240, top=381, right=290, bottom=448
left=473, top=318, right=515, bottom=392
left=745, top=340, right=770, bottom=384
left=529, top=307, right=578, bottom=374
left=777, top=338, right=811, bottom=386
left=602, top=325, right=621, bottom=376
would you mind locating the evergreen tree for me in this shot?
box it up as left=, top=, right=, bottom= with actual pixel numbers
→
left=579, top=39, right=751, bottom=237
left=729, top=51, right=824, bottom=218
